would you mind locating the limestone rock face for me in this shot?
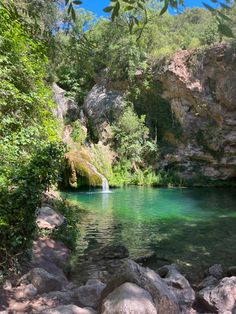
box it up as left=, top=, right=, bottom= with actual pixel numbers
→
left=198, top=276, right=236, bottom=313
left=52, top=83, right=81, bottom=122
left=83, top=83, right=123, bottom=142
left=155, top=41, right=236, bottom=181
left=101, top=282, right=157, bottom=314
left=101, top=260, right=179, bottom=314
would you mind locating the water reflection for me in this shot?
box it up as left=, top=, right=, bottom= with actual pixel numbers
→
left=63, top=187, right=236, bottom=283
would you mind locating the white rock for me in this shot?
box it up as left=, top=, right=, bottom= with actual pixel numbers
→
left=101, top=282, right=157, bottom=314
left=41, top=305, right=97, bottom=314
left=36, top=206, right=65, bottom=230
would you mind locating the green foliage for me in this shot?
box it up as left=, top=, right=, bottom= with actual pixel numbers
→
left=112, top=104, right=156, bottom=163
left=110, top=103, right=157, bottom=185
left=53, top=2, right=235, bottom=106
left=90, top=144, right=114, bottom=182
left=106, top=35, right=148, bottom=82
left=39, top=196, right=82, bottom=251
left=52, top=9, right=96, bottom=104
left=0, top=8, right=64, bottom=270
left=71, top=120, right=87, bottom=145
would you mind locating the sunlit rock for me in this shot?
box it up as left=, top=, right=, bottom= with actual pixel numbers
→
left=101, top=282, right=157, bottom=314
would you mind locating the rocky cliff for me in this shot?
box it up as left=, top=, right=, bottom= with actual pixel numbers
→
left=53, top=41, right=236, bottom=184
left=154, top=41, right=236, bottom=181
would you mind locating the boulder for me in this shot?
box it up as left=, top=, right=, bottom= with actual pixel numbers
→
left=158, top=264, right=195, bottom=313
left=43, top=290, right=75, bottom=304
left=73, top=279, right=105, bottom=309
left=101, top=282, right=157, bottom=314
left=197, top=276, right=218, bottom=290
left=198, top=276, right=236, bottom=313
left=32, top=237, right=70, bottom=269
left=18, top=268, right=63, bottom=294
left=36, top=206, right=65, bottom=230
left=157, top=263, right=181, bottom=278
left=41, top=305, right=97, bottom=314
left=208, top=264, right=224, bottom=279
left=31, top=237, right=69, bottom=286
left=101, top=260, right=179, bottom=314
left=83, top=82, right=123, bottom=142
left=14, top=284, right=38, bottom=299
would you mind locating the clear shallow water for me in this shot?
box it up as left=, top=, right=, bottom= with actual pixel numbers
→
left=63, top=187, right=236, bottom=283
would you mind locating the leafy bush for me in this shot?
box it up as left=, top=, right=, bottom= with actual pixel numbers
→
left=110, top=103, right=157, bottom=185
left=70, top=120, right=87, bottom=145
left=0, top=8, right=64, bottom=271
left=112, top=104, right=156, bottom=163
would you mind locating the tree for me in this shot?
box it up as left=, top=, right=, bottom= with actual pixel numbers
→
left=112, top=105, right=156, bottom=165
left=64, top=0, right=234, bottom=38
left=0, top=6, right=64, bottom=268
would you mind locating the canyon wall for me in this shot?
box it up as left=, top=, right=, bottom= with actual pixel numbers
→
left=155, top=41, right=236, bottom=180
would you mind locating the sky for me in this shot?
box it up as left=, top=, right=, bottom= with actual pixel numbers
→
left=79, top=0, right=216, bottom=17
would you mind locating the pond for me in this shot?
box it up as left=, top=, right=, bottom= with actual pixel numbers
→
left=63, top=187, right=236, bottom=284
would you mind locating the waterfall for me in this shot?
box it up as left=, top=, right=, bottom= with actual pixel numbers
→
left=87, top=162, right=109, bottom=192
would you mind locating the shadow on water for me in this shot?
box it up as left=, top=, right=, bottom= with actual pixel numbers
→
left=147, top=215, right=236, bottom=283
left=63, top=187, right=236, bottom=285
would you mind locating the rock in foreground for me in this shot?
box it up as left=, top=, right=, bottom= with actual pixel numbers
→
left=101, top=260, right=180, bottom=314
left=41, top=304, right=97, bottom=314
left=198, top=276, right=236, bottom=313
left=36, top=206, right=65, bottom=230
left=101, top=282, right=157, bottom=314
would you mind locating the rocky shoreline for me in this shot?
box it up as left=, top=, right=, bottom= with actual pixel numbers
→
left=1, top=193, right=236, bottom=314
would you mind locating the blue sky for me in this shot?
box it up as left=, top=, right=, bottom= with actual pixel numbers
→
left=79, top=0, right=215, bottom=17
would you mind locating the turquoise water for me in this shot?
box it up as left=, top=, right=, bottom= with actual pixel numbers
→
left=64, top=187, right=236, bottom=282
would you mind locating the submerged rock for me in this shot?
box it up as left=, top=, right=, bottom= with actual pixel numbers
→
left=208, top=264, right=224, bottom=279
left=101, top=282, right=157, bottom=314
left=228, top=266, right=236, bottom=277
left=99, top=244, right=129, bottom=260
left=134, top=251, right=156, bottom=265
